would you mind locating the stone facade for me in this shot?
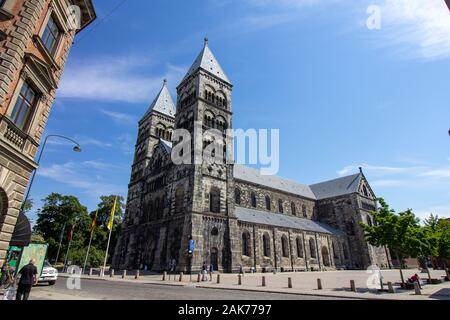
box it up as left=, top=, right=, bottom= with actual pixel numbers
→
left=0, top=0, right=95, bottom=266
left=112, top=40, right=391, bottom=273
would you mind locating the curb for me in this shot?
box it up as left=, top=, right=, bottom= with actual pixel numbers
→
left=58, top=274, right=187, bottom=288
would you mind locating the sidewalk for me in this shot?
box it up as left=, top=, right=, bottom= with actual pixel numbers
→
left=59, top=269, right=450, bottom=300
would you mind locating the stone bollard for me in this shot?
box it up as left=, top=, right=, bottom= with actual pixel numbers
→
left=122, top=270, right=126, bottom=279
left=197, top=273, right=201, bottom=283
left=135, top=270, right=140, bottom=279
left=387, top=282, right=395, bottom=293
left=162, top=271, right=167, bottom=281
left=89, top=268, right=93, bottom=276
left=99, top=268, right=104, bottom=277
left=317, top=278, right=323, bottom=290
left=179, top=272, right=183, bottom=282
left=217, top=274, right=221, bottom=284
left=238, top=274, right=242, bottom=285
left=414, top=282, right=421, bottom=295
left=350, top=280, right=356, bottom=292
left=262, top=276, right=266, bottom=287
left=288, top=277, right=293, bottom=289
left=110, top=269, right=114, bottom=278
left=209, top=272, right=212, bottom=281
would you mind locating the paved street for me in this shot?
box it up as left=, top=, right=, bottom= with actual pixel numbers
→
left=30, top=278, right=350, bottom=300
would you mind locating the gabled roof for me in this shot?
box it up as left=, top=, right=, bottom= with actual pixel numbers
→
left=310, top=173, right=362, bottom=200
left=182, top=39, right=231, bottom=84
left=143, top=80, right=176, bottom=119
left=234, top=165, right=316, bottom=199
left=236, top=207, right=345, bottom=236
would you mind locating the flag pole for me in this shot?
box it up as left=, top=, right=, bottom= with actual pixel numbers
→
left=63, top=227, right=74, bottom=273
left=83, top=231, right=93, bottom=275
left=103, top=197, right=117, bottom=274
left=103, top=223, right=113, bottom=272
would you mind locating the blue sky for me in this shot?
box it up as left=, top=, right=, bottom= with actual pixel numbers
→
left=29, top=0, right=450, bottom=223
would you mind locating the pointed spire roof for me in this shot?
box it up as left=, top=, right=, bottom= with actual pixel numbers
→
left=182, top=38, right=231, bottom=84
left=143, top=79, right=176, bottom=119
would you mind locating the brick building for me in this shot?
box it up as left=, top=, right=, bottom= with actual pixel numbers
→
left=0, top=0, right=95, bottom=266
left=112, top=40, right=391, bottom=273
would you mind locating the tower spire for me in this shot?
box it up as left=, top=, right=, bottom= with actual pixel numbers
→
left=204, top=37, right=209, bottom=47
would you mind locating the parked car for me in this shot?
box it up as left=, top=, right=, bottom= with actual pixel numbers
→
left=38, top=261, right=58, bottom=285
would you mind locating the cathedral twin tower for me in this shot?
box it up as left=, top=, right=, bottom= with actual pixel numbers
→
left=112, top=40, right=390, bottom=273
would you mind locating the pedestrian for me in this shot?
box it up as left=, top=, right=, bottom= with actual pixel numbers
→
left=201, top=261, right=208, bottom=281
left=1, top=262, right=14, bottom=289
left=16, top=259, right=38, bottom=301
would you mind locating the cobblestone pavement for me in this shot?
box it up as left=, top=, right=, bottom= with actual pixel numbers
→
left=54, top=268, right=450, bottom=300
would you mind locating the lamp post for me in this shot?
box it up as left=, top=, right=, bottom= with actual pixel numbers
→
left=21, top=135, right=82, bottom=212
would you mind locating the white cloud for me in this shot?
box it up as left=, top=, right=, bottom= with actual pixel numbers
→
left=58, top=55, right=185, bottom=103
left=100, top=109, right=136, bottom=125
left=373, top=0, right=450, bottom=60
left=37, top=161, right=127, bottom=198
left=337, top=164, right=422, bottom=176
left=416, top=204, right=450, bottom=220
left=419, top=168, right=450, bottom=178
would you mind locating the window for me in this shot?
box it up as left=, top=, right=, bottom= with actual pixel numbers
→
left=175, top=187, right=184, bottom=214
left=291, top=202, right=296, bottom=216
left=281, top=235, right=289, bottom=257
left=309, top=238, right=317, bottom=259
left=251, top=193, right=257, bottom=208
left=302, top=205, right=307, bottom=218
left=265, top=196, right=271, bottom=211
left=367, top=215, right=373, bottom=227
left=211, top=227, right=219, bottom=236
left=242, top=231, right=251, bottom=256
left=10, top=82, right=38, bottom=130
left=262, top=233, right=271, bottom=257
left=332, top=242, right=339, bottom=260
left=41, top=15, right=61, bottom=54
left=234, top=188, right=241, bottom=205
left=278, top=199, right=283, bottom=213
left=296, top=237, right=303, bottom=258
left=210, top=188, right=221, bottom=213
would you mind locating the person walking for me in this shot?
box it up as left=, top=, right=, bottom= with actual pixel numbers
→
left=201, top=262, right=208, bottom=281
left=16, top=259, right=38, bottom=301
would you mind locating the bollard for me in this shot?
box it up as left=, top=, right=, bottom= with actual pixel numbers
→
left=122, top=270, right=126, bottom=279
left=209, top=272, right=212, bottom=281
left=387, top=282, right=395, bottom=293
left=288, top=277, right=293, bottom=289
left=179, top=272, right=183, bottom=282
left=217, top=274, right=221, bottom=284
left=317, top=278, right=323, bottom=290
left=110, top=269, right=114, bottom=278
left=99, top=268, right=104, bottom=277
left=262, top=276, right=266, bottom=287
left=238, top=274, right=242, bottom=285
left=197, top=273, right=201, bottom=283
left=162, top=271, right=167, bottom=281
left=350, top=280, right=356, bottom=292
left=414, top=282, right=421, bottom=295
left=89, top=268, right=93, bottom=276
left=135, top=270, right=140, bottom=279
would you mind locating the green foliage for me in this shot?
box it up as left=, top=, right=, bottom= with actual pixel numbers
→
left=33, top=193, right=125, bottom=265
left=22, top=198, right=33, bottom=214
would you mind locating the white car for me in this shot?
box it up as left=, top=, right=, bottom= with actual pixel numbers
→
left=38, top=261, right=58, bottom=285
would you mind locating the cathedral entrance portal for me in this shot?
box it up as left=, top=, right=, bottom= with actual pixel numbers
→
left=210, top=248, right=218, bottom=271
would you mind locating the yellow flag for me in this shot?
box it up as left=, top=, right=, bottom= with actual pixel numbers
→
left=106, top=197, right=117, bottom=231
left=90, top=210, right=98, bottom=235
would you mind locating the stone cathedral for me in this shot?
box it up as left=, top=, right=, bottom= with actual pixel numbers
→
left=112, top=40, right=390, bottom=273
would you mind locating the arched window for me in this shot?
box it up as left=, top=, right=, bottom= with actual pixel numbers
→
left=296, top=237, right=303, bottom=258
left=291, top=202, right=296, bottom=216
left=265, top=196, right=271, bottom=211
left=362, top=185, right=369, bottom=197
left=343, top=244, right=349, bottom=260
left=234, top=188, right=241, bottom=205
left=309, top=238, right=317, bottom=259
left=211, top=227, right=219, bottom=236
left=367, top=215, right=373, bottom=227
left=278, top=199, right=283, bottom=213
left=175, top=187, right=184, bottom=214
left=322, top=247, right=331, bottom=267
left=242, top=231, right=251, bottom=257
left=210, top=188, right=221, bottom=213
left=281, top=235, right=289, bottom=257
left=332, top=242, right=339, bottom=260
left=251, top=193, right=257, bottom=208
left=302, top=205, right=307, bottom=218
left=262, top=233, right=271, bottom=257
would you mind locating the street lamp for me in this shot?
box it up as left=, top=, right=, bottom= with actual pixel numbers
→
left=21, top=135, right=82, bottom=212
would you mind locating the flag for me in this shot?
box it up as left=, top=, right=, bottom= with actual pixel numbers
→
left=68, top=224, right=76, bottom=241
left=106, top=197, right=117, bottom=231
left=90, top=210, right=98, bottom=235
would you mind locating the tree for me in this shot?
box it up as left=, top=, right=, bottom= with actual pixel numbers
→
left=22, top=198, right=33, bottom=214
left=361, top=198, right=423, bottom=287
left=33, top=193, right=90, bottom=263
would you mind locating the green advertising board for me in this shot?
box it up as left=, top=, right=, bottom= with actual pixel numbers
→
left=16, top=243, right=48, bottom=276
